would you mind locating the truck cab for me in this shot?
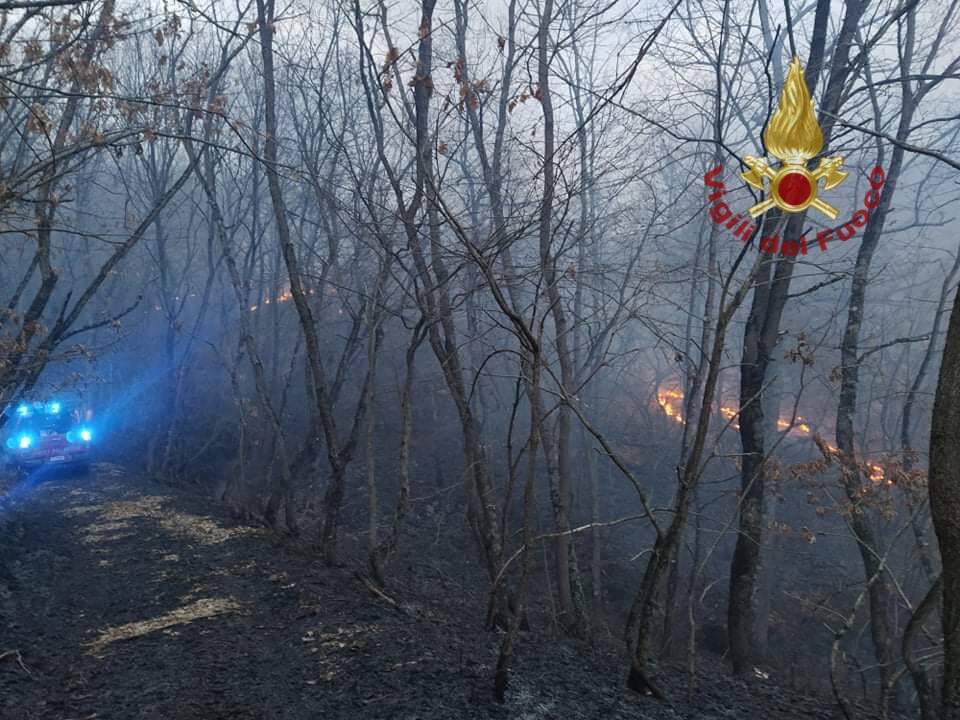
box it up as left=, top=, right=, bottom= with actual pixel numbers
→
left=3, top=400, right=94, bottom=473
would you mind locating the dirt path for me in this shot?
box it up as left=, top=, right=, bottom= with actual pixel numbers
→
left=0, top=466, right=863, bottom=720
left=0, top=466, right=457, bottom=720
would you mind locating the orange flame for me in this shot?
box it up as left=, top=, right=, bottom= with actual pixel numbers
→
left=250, top=288, right=298, bottom=312
left=657, top=388, right=685, bottom=424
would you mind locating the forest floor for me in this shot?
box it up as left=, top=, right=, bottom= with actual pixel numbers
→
left=0, top=465, right=889, bottom=719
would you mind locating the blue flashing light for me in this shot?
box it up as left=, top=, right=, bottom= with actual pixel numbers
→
left=18, top=434, right=33, bottom=449
left=15, top=404, right=30, bottom=418
left=46, top=401, right=61, bottom=414
left=79, top=428, right=92, bottom=443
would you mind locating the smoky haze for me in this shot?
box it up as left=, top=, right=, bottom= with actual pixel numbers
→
left=1, top=0, right=959, bottom=717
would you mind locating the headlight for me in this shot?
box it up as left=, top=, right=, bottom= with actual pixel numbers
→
left=69, top=427, right=93, bottom=443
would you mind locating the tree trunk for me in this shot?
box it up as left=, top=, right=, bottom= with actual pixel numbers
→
left=904, top=576, right=942, bottom=720
left=183, top=126, right=297, bottom=535
left=535, top=0, right=586, bottom=637
left=728, top=0, right=863, bottom=672
left=835, top=6, right=923, bottom=698
left=729, top=213, right=793, bottom=674
left=370, top=321, right=425, bottom=585
left=930, top=282, right=960, bottom=720
left=628, top=254, right=756, bottom=695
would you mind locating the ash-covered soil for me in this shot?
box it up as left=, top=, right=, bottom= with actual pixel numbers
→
left=0, top=466, right=884, bottom=719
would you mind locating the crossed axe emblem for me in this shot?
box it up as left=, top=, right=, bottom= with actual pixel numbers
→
left=740, top=156, right=848, bottom=220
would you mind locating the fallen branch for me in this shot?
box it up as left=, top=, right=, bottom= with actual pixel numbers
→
left=0, top=649, right=32, bottom=676
left=354, top=571, right=407, bottom=614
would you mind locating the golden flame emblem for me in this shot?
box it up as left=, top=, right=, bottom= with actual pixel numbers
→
left=741, top=57, right=847, bottom=219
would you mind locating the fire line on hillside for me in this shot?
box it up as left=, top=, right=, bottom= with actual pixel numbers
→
left=656, top=385, right=887, bottom=483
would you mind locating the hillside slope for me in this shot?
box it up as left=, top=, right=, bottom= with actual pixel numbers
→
left=0, top=467, right=881, bottom=719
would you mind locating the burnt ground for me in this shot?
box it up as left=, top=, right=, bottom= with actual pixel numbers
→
left=0, top=465, right=887, bottom=719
